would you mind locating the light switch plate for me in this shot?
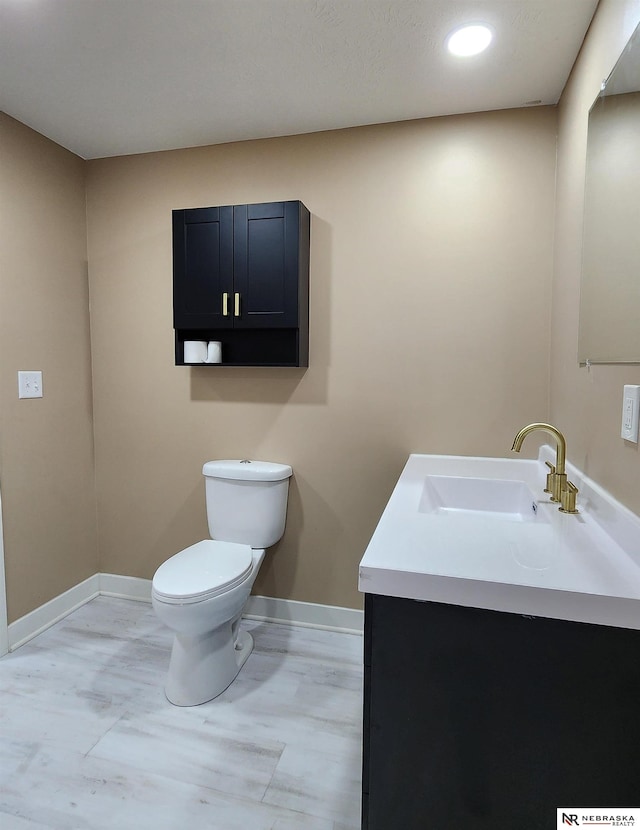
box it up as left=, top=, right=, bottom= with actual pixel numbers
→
left=621, top=384, right=640, bottom=442
left=18, top=370, right=43, bottom=399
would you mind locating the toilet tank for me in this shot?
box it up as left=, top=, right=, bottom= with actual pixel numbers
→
left=202, top=460, right=292, bottom=548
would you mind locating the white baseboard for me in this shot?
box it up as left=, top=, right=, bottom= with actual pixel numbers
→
left=8, top=574, right=101, bottom=651
left=245, top=595, right=363, bottom=634
left=7, top=573, right=363, bottom=651
left=99, top=573, right=152, bottom=602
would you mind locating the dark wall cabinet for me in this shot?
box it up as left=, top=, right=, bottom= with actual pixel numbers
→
left=173, top=200, right=310, bottom=367
left=363, top=593, right=640, bottom=830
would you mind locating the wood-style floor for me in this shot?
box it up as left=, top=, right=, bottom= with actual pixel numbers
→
left=0, top=596, right=363, bottom=829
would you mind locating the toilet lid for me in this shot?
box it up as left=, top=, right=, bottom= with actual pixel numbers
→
left=152, top=540, right=253, bottom=604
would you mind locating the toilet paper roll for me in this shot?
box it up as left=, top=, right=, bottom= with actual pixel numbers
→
left=206, top=341, right=222, bottom=364
left=183, top=340, right=208, bottom=363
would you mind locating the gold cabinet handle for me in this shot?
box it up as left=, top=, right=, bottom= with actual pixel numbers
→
left=222, top=292, right=229, bottom=316
left=234, top=292, right=240, bottom=317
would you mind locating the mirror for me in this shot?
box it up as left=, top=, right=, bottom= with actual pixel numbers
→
left=578, top=22, right=640, bottom=364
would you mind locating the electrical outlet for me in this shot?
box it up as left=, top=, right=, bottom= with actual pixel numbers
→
left=621, top=384, right=640, bottom=442
left=18, top=370, right=43, bottom=399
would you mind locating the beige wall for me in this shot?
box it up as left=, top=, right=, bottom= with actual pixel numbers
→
left=0, top=113, right=98, bottom=623
left=12, top=0, right=640, bottom=620
left=86, top=108, right=556, bottom=610
left=552, top=0, right=640, bottom=514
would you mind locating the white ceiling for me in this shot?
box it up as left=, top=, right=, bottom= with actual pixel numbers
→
left=0, top=0, right=599, bottom=160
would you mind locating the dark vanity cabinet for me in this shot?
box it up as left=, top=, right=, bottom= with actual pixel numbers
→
left=363, top=593, right=640, bottom=830
left=173, top=200, right=310, bottom=366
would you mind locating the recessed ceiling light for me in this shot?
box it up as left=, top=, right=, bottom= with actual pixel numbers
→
left=446, top=24, right=493, bottom=57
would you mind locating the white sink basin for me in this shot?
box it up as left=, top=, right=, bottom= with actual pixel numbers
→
left=419, top=474, right=545, bottom=523
left=359, top=450, right=640, bottom=630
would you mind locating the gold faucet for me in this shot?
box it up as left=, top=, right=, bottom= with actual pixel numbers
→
left=511, top=423, right=579, bottom=513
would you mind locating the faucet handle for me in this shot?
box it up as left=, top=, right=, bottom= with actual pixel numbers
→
left=559, top=480, right=579, bottom=514
left=544, top=461, right=556, bottom=495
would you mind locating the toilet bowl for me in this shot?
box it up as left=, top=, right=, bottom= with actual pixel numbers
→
left=152, top=460, right=291, bottom=706
left=152, top=541, right=265, bottom=705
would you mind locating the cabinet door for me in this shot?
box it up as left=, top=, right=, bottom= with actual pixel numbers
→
left=173, top=206, right=234, bottom=329
left=364, top=594, right=640, bottom=830
left=232, top=201, right=304, bottom=329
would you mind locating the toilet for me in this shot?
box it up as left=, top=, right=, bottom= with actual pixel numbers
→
left=152, top=459, right=292, bottom=706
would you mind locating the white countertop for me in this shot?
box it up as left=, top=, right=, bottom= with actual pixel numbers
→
left=358, top=450, right=640, bottom=629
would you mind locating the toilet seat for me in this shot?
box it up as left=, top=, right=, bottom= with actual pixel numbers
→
left=152, top=540, right=253, bottom=605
